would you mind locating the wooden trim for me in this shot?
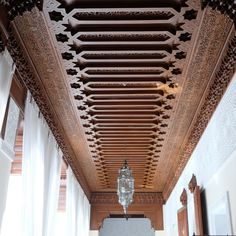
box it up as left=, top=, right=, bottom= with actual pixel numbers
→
left=193, top=186, right=204, bottom=235
left=188, top=175, right=204, bottom=235
left=177, top=206, right=189, bottom=236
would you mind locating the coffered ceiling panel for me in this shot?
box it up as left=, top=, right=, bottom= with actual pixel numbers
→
left=6, top=0, right=234, bottom=197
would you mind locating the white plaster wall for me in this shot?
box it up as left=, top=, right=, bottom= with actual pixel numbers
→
left=90, top=230, right=99, bottom=236
left=164, top=73, right=236, bottom=235
left=90, top=229, right=166, bottom=236
left=99, top=218, right=155, bottom=236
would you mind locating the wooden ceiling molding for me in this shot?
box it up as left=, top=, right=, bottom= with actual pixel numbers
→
left=90, top=192, right=164, bottom=230
left=1, top=0, right=235, bottom=204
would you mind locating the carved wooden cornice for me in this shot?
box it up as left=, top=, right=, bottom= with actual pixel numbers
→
left=163, top=27, right=236, bottom=200
left=91, top=192, right=164, bottom=205
left=201, top=0, right=236, bottom=25
left=6, top=26, right=91, bottom=198
left=0, top=0, right=43, bottom=20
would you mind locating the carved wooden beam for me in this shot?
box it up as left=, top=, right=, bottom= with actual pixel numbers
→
left=0, top=0, right=43, bottom=20
left=90, top=192, right=164, bottom=231
left=201, top=0, right=236, bottom=26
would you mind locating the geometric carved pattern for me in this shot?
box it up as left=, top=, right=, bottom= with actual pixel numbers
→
left=201, top=0, right=236, bottom=25
left=45, top=0, right=199, bottom=190
left=91, top=192, right=164, bottom=205
left=3, top=0, right=234, bottom=207
left=1, top=0, right=43, bottom=20
left=163, top=18, right=236, bottom=199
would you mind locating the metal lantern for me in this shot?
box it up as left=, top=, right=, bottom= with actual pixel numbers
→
left=117, top=160, right=134, bottom=214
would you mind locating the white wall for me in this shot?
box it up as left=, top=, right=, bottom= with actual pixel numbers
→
left=90, top=229, right=166, bottom=236
left=89, top=230, right=99, bottom=236
left=164, top=74, right=236, bottom=235
left=99, top=218, right=155, bottom=236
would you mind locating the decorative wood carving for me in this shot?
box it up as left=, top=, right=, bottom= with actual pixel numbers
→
left=6, top=26, right=91, bottom=198
left=0, top=0, right=43, bottom=20
left=201, top=0, right=236, bottom=25
left=163, top=21, right=236, bottom=199
left=180, top=188, right=187, bottom=206
left=44, top=0, right=201, bottom=192
left=90, top=192, right=164, bottom=230
left=188, top=175, right=203, bottom=235
left=188, top=174, right=197, bottom=193
left=1, top=0, right=235, bottom=204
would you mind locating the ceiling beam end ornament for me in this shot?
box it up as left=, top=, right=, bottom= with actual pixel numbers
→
left=90, top=192, right=164, bottom=231
left=201, top=0, right=236, bottom=26
left=0, top=0, right=43, bottom=21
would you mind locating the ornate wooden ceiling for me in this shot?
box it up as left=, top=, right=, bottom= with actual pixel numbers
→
left=0, top=0, right=235, bottom=204
left=43, top=0, right=202, bottom=192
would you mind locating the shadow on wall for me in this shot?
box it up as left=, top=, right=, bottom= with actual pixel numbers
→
left=99, top=218, right=155, bottom=236
left=200, top=189, right=209, bottom=234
